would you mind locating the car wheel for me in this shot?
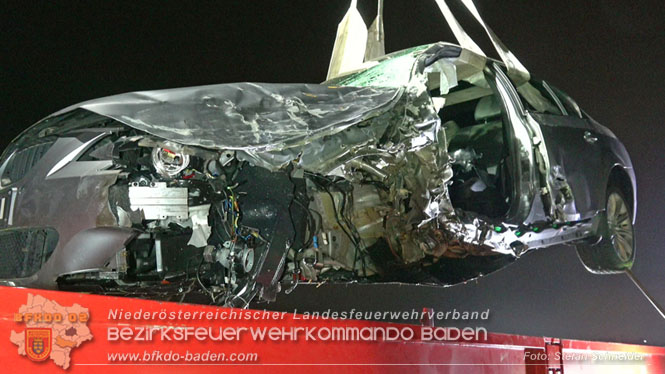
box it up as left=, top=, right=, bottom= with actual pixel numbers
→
left=576, top=185, right=635, bottom=273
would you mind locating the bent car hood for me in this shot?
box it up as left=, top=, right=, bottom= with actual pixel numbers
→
left=52, top=82, right=402, bottom=153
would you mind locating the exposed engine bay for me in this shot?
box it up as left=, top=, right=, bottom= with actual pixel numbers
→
left=57, top=118, right=514, bottom=307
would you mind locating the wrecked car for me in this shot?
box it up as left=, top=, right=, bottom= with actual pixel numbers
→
left=0, top=0, right=635, bottom=306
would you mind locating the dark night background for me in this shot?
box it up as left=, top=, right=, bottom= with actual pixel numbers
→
left=2, top=1, right=664, bottom=345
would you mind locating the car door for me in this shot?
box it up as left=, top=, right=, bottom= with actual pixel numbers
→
left=516, top=79, right=602, bottom=220
left=548, top=85, right=607, bottom=216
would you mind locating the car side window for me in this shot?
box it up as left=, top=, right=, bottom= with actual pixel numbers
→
left=514, top=80, right=563, bottom=115
left=495, top=65, right=563, bottom=116
left=549, top=85, right=583, bottom=119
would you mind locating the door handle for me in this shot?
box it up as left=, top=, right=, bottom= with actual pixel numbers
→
left=584, top=131, right=598, bottom=144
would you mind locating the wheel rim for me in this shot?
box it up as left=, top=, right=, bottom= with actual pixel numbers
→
left=606, top=192, right=634, bottom=262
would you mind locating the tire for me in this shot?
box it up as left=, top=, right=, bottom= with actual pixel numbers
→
left=576, top=185, right=635, bottom=273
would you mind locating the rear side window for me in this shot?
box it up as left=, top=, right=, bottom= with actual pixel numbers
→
left=550, top=85, right=583, bottom=118
left=496, top=64, right=562, bottom=115
left=515, top=80, right=562, bottom=115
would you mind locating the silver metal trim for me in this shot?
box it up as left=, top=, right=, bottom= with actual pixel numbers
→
left=46, top=133, right=107, bottom=177
left=7, top=187, right=17, bottom=226
left=155, top=239, right=164, bottom=273
left=128, top=182, right=188, bottom=220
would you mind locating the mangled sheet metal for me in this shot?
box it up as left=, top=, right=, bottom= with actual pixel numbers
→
left=53, top=83, right=400, bottom=152
left=51, top=83, right=402, bottom=170
left=49, top=43, right=458, bottom=174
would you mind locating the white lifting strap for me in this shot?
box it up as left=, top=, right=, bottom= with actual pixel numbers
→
left=434, top=0, right=485, bottom=57
left=326, top=0, right=368, bottom=80
left=458, top=0, right=530, bottom=83
left=364, top=0, right=385, bottom=62
left=326, top=0, right=530, bottom=84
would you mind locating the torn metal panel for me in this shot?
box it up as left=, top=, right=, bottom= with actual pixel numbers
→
left=188, top=204, right=212, bottom=248
left=128, top=182, right=188, bottom=220
left=425, top=59, right=459, bottom=94
left=50, top=44, right=466, bottom=176
left=52, top=83, right=401, bottom=154
left=328, top=44, right=429, bottom=87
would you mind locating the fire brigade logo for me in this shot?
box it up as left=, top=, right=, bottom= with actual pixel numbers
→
left=26, top=328, right=52, bottom=361
left=10, top=294, right=93, bottom=369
